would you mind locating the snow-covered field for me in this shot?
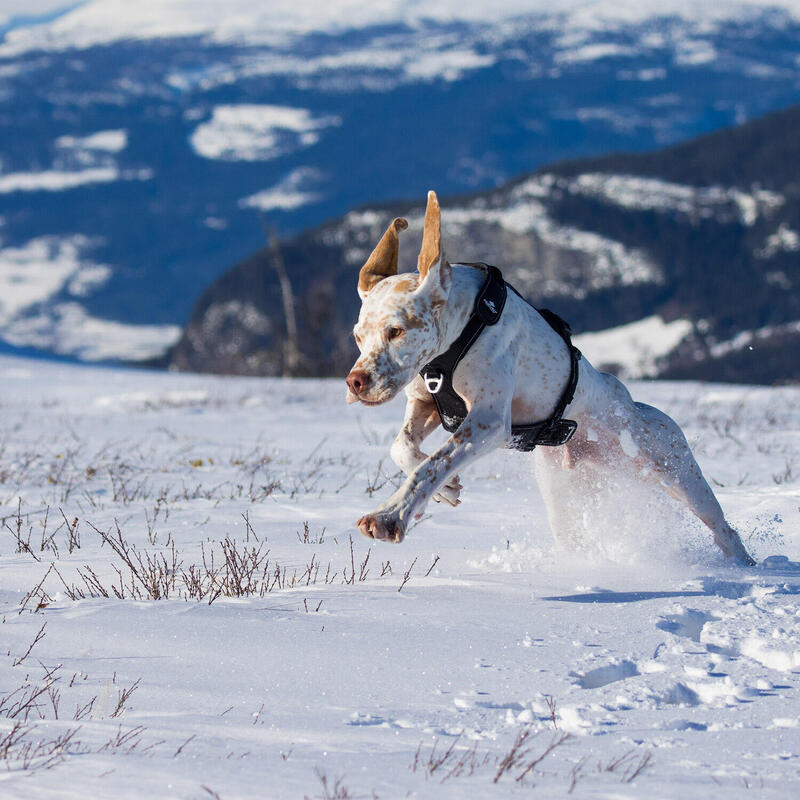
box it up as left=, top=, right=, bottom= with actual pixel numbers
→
left=189, top=105, right=341, bottom=163
left=1, top=355, right=798, bottom=798
left=4, top=0, right=800, bottom=55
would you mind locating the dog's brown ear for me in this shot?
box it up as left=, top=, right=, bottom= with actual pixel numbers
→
left=358, top=217, right=408, bottom=299
left=418, top=191, right=443, bottom=278
left=416, top=190, right=451, bottom=306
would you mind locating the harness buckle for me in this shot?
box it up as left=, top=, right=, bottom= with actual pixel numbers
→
left=423, top=370, right=444, bottom=395
left=536, top=419, right=578, bottom=447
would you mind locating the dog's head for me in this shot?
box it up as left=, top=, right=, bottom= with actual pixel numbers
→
left=345, top=191, right=452, bottom=406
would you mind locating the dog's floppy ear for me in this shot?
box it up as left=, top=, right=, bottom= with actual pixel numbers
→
left=358, top=217, right=408, bottom=299
left=416, top=190, right=451, bottom=302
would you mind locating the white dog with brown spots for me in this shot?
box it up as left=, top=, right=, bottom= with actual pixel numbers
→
left=345, top=190, right=755, bottom=565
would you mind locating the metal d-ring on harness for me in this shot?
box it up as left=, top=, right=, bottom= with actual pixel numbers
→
left=419, top=264, right=582, bottom=452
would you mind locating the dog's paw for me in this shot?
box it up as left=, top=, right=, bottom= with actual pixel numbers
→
left=433, top=475, right=462, bottom=507
left=356, top=512, right=405, bottom=543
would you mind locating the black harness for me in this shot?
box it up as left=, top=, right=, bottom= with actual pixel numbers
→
left=419, top=265, right=582, bottom=452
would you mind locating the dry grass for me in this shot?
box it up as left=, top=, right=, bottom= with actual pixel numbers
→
left=0, top=623, right=146, bottom=773
left=8, top=508, right=396, bottom=606
left=307, top=769, right=356, bottom=800
left=568, top=748, right=654, bottom=792
left=0, top=435, right=364, bottom=517
left=411, top=725, right=653, bottom=791
left=412, top=726, right=570, bottom=786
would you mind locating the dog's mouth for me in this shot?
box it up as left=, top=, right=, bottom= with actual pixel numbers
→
left=345, top=383, right=399, bottom=407
left=357, top=397, right=387, bottom=407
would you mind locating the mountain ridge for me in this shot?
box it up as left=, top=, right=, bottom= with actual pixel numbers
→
left=170, top=102, right=800, bottom=385
left=1, top=4, right=799, bottom=363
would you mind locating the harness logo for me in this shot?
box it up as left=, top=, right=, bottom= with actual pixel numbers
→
left=423, top=372, right=444, bottom=395
left=483, top=298, right=497, bottom=314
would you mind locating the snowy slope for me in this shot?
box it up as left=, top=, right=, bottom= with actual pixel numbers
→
left=174, top=101, right=800, bottom=384
left=4, top=0, right=800, bottom=54
left=1, top=355, right=799, bottom=798
left=1, top=2, right=799, bottom=362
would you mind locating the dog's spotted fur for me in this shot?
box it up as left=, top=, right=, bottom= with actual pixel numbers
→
left=345, top=191, right=755, bottom=565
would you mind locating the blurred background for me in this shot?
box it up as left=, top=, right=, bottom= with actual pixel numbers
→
left=0, top=0, right=798, bottom=382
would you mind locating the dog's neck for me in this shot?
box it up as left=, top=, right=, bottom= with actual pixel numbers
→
left=433, top=264, right=488, bottom=356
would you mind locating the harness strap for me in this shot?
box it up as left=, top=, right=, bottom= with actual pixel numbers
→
left=420, top=265, right=506, bottom=429
left=420, top=264, right=582, bottom=451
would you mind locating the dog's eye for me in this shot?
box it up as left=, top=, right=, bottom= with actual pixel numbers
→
left=386, top=327, right=405, bottom=341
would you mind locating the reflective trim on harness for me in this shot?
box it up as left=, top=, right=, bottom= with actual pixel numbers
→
left=419, top=264, right=582, bottom=452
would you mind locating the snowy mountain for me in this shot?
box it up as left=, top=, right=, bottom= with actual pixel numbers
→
left=1, top=353, right=799, bottom=797
left=1, top=1, right=799, bottom=362
left=172, top=103, right=800, bottom=384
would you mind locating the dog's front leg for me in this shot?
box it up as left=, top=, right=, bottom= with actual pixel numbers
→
left=390, top=387, right=463, bottom=506
left=389, top=390, right=441, bottom=474
left=357, top=399, right=510, bottom=543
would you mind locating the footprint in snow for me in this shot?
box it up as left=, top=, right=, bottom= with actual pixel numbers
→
left=573, top=659, right=640, bottom=689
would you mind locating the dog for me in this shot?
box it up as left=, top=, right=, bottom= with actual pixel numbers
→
left=345, top=191, right=755, bottom=566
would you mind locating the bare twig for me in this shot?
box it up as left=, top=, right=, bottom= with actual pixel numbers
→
left=12, top=622, right=46, bottom=667
left=398, top=558, right=417, bottom=592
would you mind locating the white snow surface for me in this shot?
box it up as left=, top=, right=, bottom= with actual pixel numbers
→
left=344, top=178, right=662, bottom=298
left=55, top=129, right=128, bottom=154
left=0, top=235, right=108, bottom=322
left=0, top=131, right=143, bottom=193
left=0, top=167, right=121, bottom=193
left=0, top=235, right=178, bottom=361
left=3, top=0, right=800, bottom=55
left=239, top=166, right=325, bottom=211
left=574, top=315, right=694, bottom=378
left=710, top=319, right=800, bottom=359
left=0, top=355, right=799, bottom=798
left=2, top=302, right=182, bottom=361
left=190, top=104, right=341, bottom=162
left=757, top=223, right=800, bottom=259
left=566, top=173, right=785, bottom=226
left=174, top=40, right=495, bottom=93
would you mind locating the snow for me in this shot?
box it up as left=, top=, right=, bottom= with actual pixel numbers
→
left=0, top=167, right=151, bottom=193
left=709, top=320, right=800, bottom=359
left=55, top=129, right=128, bottom=153
left=190, top=105, right=341, bottom=162
left=618, top=66, right=668, bottom=80
left=0, top=167, right=118, bottom=192
left=2, top=301, right=182, bottom=361
left=0, top=236, right=89, bottom=324
left=757, top=223, right=800, bottom=259
left=0, top=132, right=133, bottom=189
left=0, top=235, right=176, bottom=361
left=402, top=48, right=495, bottom=81
left=239, top=167, right=324, bottom=212
left=674, top=38, right=718, bottom=66
left=0, top=355, right=798, bottom=798
left=566, top=173, right=785, bottom=226
left=168, top=39, right=496, bottom=94
left=345, top=181, right=661, bottom=297
left=573, top=315, right=693, bottom=378
left=3, top=0, right=800, bottom=57
left=555, top=42, right=636, bottom=65
left=0, top=235, right=107, bottom=322
left=618, top=429, right=639, bottom=459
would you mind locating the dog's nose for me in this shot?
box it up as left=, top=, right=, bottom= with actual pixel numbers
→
left=346, top=370, right=371, bottom=396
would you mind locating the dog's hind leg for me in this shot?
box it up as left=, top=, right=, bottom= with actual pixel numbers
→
left=628, top=402, right=755, bottom=566
left=534, top=449, right=585, bottom=548
left=664, top=479, right=755, bottom=565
